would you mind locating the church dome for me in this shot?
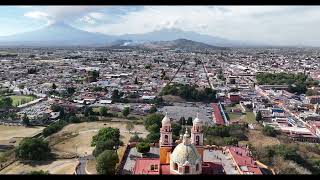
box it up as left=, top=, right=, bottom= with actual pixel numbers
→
left=171, top=143, right=201, bottom=166
left=162, top=113, right=171, bottom=125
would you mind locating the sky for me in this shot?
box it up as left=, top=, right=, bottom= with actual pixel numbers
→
left=0, top=6, right=320, bottom=46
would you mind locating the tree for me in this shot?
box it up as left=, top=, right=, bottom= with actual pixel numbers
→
left=84, top=106, right=94, bottom=117
left=136, top=142, right=150, bottom=154
left=122, top=107, right=130, bottom=117
left=129, top=133, right=144, bottom=143
left=96, top=150, right=119, bottom=175
left=262, top=125, right=278, bottom=137
left=144, top=113, right=163, bottom=132
left=180, top=117, right=186, bottom=125
left=93, top=139, right=118, bottom=157
left=146, top=132, right=160, bottom=143
left=0, top=97, right=13, bottom=109
left=52, top=83, right=57, bottom=90
left=256, top=111, right=262, bottom=122
left=91, top=127, right=120, bottom=147
left=126, top=122, right=134, bottom=133
left=100, top=107, right=108, bottom=116
left=66, top=87, right=75, bottom=95
left=187, top=117, right=193, bottom=125
left=15, top=138, right=51, bottom=161
left=22, top=113, right=30, bottom=126
left=171, top=123, right=182, bottom=137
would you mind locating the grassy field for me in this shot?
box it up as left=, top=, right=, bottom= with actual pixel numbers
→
left=0, top=125, right=44, bottom=144
left=239, top=129, right=280, bottom=148
left=244, top=112, right=256, bottom=124
left=8, top=95, right=35, bottom=107
left=50, top=121, right=148, bottom=156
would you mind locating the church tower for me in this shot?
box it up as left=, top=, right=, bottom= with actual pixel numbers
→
left=159, top=113, right=174, bottom=164
left=191, top=113, right=204, bottom=159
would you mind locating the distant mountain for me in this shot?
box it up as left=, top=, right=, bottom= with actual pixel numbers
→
left=0, top=22, right=117, bottom=46
left=118, top=28, right=245, bottom=47
left=134, top=38, right=226, bottom=50
left=0, top=23, right=261, bottom=47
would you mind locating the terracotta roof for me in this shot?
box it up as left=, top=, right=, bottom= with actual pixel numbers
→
left=228, top=146, right=262, bottom=175
left=212, top=103, right=225, bottom=125
left=133, top=158, right=160, bottom=175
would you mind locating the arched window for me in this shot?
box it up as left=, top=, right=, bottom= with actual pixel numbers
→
left=196, top=135, right=200, bottom=145
left=174, top=163, right=178, bottom=170
left=185, top=166, right=190, bottom=173
left=196, top=164, right=199, bottom=171
left=164, top=135, right=168, bottom=144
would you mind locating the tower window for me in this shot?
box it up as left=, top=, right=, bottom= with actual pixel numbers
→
left=196, top=135, right=200, bottom=145
left=196, top=164, right=199, bottom=171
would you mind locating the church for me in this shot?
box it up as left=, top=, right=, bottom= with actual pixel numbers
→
left=131, top=113, right=225, bottom=175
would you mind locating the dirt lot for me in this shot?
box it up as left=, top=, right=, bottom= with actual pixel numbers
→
left=0, top=159, right=78, bottom=174
left=50, top=121, right=148, bottom=156
left=0, top=125, right=44, bottom=146
left=239, top=129, right=280, bottom=148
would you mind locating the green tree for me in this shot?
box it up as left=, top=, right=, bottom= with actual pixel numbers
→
left=22, top=113, right=30, bottom=126
left=93, top=139, right=118, bottom=157
left=100, top=107, right=108, bottom=116
left=146, top=132, right=160, bottom=143
left=15, top=138, right=51, bottom=161
left=136, top=142, right=150, bottom=154
left=129, top=133, right=144, bottom=143
left=256, top=111, right=262, bottom=122
left=66, top=87, right=75, bottom=95
left=96, top=150, right=119, bottom=175
left=180, top=117, right=186, bottom=125
left=134, top=77, right=138, bottom=84
left=122, top=107, right=130, bottom=117
left=84, top=106, right=94, bottom=117
left=144, top=113, right=163, bottom=132
left=91, top=127, right=120, bottom=147
left=52, top=83, right=57, bottom=90
left=0, top=97, right=13, bottom=109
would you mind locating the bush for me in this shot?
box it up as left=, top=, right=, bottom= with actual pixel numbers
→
left=129, top=134, right=144, bottom=143
left=100, top=107, right=108, bottom=116
left=43, top=120, right=68, bottom=137
left=96, top=150, right=119, bottom=175
left=15, top=138, right=51, bottom=161
left=146, top=132, right=160, bottom=143
left=262, top=125, right=278, bottom=137
left=122, top=107, right=130, bottom=117
left=28, top=170, right=50, bottom=175
left=136, top=142, right=150, bottom=154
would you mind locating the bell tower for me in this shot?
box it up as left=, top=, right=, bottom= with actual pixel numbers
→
left=191, top=113, right=204, bottom=159
left=159, top=112, right=174, bottom=164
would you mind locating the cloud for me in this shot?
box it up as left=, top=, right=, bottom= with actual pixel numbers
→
left=24, top=11, right=53, bottom=24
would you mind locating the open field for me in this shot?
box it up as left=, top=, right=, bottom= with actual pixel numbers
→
left=239, top=129, right=280, bottom=148
left=0, top=125, right=44, bottom=145
left=0, top=159, right=78, bottom=174
left=8, top=95, right=35, bottom=107
left=50, top=121, right=148, bottom=156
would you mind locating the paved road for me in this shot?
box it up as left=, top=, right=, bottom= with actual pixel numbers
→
left=75, top=155, right=94, bottom=175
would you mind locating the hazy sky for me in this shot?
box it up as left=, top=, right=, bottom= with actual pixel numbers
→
left=1, top=6, right=320, bottom=46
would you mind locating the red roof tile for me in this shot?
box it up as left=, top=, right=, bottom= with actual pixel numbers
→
left=133, top=158, right=160, bottom=175
left=212, top=103, right=225, bottom=125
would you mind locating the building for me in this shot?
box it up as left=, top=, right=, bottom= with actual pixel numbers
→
left=129, top=113, right=266, bottom=175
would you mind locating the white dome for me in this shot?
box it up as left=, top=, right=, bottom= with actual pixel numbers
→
left=171, top=143, right=201, bottom=166
left=162, top=114, right=171, bottom=125
left=193, top=113, right=202, bottom=125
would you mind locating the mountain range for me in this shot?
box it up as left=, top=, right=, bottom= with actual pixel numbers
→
left=0, top=22, right=255, bottom=48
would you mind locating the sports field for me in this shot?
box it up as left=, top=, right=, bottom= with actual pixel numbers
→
left=8, top=95, right=35, bottom=107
